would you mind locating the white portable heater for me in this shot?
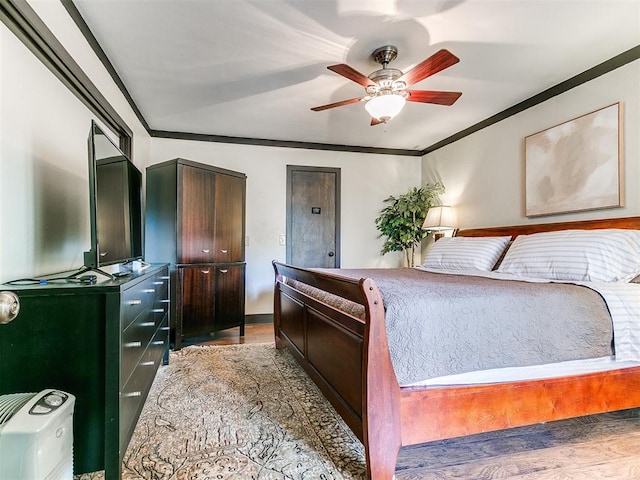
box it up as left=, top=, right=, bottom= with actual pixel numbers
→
left=0, top=389, right=75, bottom=480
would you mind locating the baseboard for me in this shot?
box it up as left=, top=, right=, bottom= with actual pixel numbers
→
left=245, top=314, right=273, bottom=324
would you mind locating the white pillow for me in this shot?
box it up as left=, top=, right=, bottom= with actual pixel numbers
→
left=422, top=236, right=511, bottom=271
left=496, top=229, right=640, bottom=282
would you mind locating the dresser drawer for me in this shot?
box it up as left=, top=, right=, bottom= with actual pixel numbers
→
left=151, top=275, right=169, bottom=302
left=121, top=279, right=157, bottom=329
left=121, top=275, right=164, bottom=329
left=118, top=266, right=170, bottom=456
left=151, top=295, right=169, bottom=327
left=121, top=312, right=155, bottom=386
left=119, top=357, right=158, bottom=453
left=148, top=317, right=169, bottom=367
left=151, top=275, right=170, bottom=324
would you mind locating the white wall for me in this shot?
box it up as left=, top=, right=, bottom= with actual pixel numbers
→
left=150, top=139, right=421, bottom=314
left=0, top=1, right=421, bottom=316
left=7, top=3, right=635, bottom=317
left=0, top=1, right=150, bottom=281
left=422, top=60, right=640, bottom=229
left=31, top=1, right=152, bottom=164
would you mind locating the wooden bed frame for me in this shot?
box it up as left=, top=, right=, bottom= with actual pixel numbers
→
left=272, top=216, right=640, bottom=479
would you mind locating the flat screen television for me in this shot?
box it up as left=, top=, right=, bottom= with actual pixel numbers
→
left=81, top=120, right=143, bottom=277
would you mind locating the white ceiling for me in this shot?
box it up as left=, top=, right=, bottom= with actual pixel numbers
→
left=71, top=0, right=640, bottom=152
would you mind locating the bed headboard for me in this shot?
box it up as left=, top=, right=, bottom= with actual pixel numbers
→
left=456, top=216, right=640, bottom=240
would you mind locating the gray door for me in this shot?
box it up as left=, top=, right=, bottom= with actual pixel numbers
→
left=286, top=166, right=340, bottom=268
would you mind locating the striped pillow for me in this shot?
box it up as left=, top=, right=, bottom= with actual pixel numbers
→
left=422, top=236, right=511, bottom=271
left=496, top=229, right=640, bottom=282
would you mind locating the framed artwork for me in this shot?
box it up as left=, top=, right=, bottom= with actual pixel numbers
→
left=525, top=102, right=623, bottom=217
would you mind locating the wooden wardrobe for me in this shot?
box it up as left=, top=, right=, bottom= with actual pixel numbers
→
left=145, top=158, right=246, bottom=349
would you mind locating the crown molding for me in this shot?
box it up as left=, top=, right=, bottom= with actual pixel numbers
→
left=1, top=0, right=133, bottom=154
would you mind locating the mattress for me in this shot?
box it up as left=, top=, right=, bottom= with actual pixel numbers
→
left=287, top=268, right=622, bottom=385
left=405, top=355, right=640, bottom=387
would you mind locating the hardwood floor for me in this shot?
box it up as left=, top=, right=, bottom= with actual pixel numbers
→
left=188, top=322, right=640, bottom=479
left=395, top=408, right=640, bottom=479
left=186, top=321, right=274, bottom=347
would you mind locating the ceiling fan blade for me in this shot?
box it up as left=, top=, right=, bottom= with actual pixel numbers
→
left=311, top=97, right=363, bottom=112
left=327, top=64, right=376, bottom=87
left=370, top=117, right=386, bottom=126
left=398, top=49, right=460, bottom=87
left=406, top=90, right=462, bottom=106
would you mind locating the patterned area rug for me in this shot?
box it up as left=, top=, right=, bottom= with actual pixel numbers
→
left=79, top=343, right=366, bottom=479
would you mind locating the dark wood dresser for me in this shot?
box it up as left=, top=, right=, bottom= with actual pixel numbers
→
left=0, top=264, right=170, bottom=480
left=145, top=158, right=246, bottom=348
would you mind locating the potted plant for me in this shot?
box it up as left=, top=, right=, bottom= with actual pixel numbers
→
left=374, top=183, right=445, bottom=267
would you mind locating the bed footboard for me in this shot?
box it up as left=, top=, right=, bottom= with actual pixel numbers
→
left=273, top=261, right=401, bottom=480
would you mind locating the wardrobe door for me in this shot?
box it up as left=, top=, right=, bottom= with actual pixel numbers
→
left=179, top=266, right=215, bottom=337
left=213, top=174, right=245, bottom=263
left=179, top=165, right=216, bottom=263
left=214, top=265, right=245, bottom=331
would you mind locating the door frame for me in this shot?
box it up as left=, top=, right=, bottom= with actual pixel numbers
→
left=286, top=165, right=341, bottom=267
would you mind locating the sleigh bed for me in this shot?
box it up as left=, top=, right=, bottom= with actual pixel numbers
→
left=272, top=216, right=640, bottom=479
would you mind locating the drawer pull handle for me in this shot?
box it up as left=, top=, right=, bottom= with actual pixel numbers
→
left=161, top=299, right=170, bottom=303
left=152, top=308, right=164, bottom=313
left=153, top=281, right=164, bottom=285
left=123, top=391, right=141, bottom=398
left=140, top=322, right=155, bottom=327
left=125, top=341, right=142, bottom=348
left=140, top=361, right=155, bottom=366
left=143, top=288, right=155, bottom=293
left=160, top=276, right=170, bottom=280
left=202, top=249, right=210, bottom=253
left=161, top=326, right=170, bottom=331
left=128, top=300, right=142, bottom=306
left=201, top=269, right=210, bottom=274
left=220, top=269, right=228, bottom=274
left=152, top=340, right=165, bottom=346
left=220, top=249, right=228, bottom=254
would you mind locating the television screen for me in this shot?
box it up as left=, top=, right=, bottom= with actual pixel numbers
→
left=83, top=121, right=143, bottom=273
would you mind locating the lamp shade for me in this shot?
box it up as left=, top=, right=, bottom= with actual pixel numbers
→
left=365, top=93, right=406, bottom=121
left=422, top=206, right=456, bottom=231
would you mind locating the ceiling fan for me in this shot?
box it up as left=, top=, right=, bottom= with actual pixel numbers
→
left=311, top=46, right=462, bottom=126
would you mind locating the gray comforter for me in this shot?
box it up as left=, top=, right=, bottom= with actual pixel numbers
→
left=314, top=268, right=614, bottom=385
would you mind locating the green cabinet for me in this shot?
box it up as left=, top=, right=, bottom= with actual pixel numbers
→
left=0, top=264, right=169, bottom=480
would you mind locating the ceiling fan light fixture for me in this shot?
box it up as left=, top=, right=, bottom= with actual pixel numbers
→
left=365, top=93, right=406, bottom=121
left=311, top=47, right=461, bottom=126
